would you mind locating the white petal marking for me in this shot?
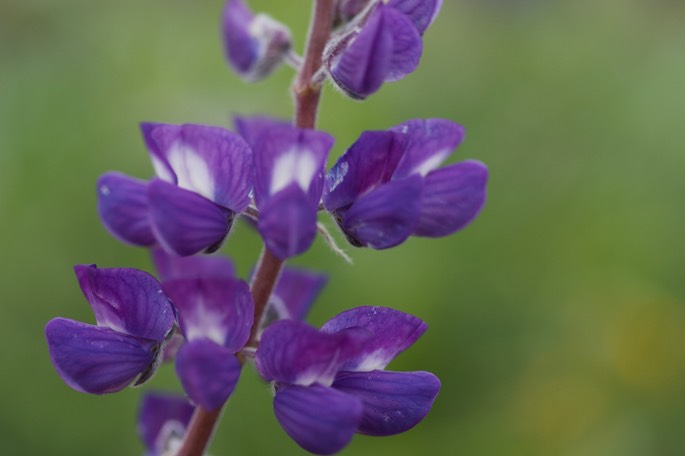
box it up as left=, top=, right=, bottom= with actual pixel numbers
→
left=167, top=143, right=215, bottom=201
left=270, top=148, right=318, bottom=195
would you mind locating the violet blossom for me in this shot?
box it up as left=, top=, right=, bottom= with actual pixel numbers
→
left=45, top=266, right=175, bottom=394
left=323, top=118, right=488, bottom=249
left=162, top=274, right=253, bottom=411
left=256, top=306, right=440, bottom=454
left=97, top=123, right=252, bottom=257
left=251, top=123, right=334, bottom=260
left=325, top=0, right=443, bottom=99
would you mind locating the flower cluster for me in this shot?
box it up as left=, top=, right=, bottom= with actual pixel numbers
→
left=45, top=0, right=488, bottom=454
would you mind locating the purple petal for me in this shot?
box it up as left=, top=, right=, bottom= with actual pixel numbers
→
left=273, top=267, right=327, bottom=321
left=256, top=320, right=369, bottom=387
left=222, top=0, right=257, bottom=74
left=138, top=392, right=194, bottom=454
left=326, top=5, right=394, bottom=99
left=233, top=115, right=290, bottom=149
left=323, top=130, right=403, bottom=212
left=45, top=318, right=156, bottom=394
left=96, top=172, right=155, bottom=247
left=175, top=339, right=241, bottom=411
left=332, top=370, right=440, bottom=436
left=141, top=123, right=252, bottom=211
left=384, top=6, right=423, bottom=82
left=162, top=277, right=253, bottom=352
left=152, top=248, right=236, bottom=282
left=414, top=160, right=488, bottom=237
left=252, top=125, right=333, bottom=207
left=257, top=184, right=318, bottom=260
left=388, top=0, right=443, bottom=34
left=337, top=175, right=423, bottom=249
left=391, top=118, right=465, bottom=179
left=148, top=179, right=232, bottom=257
left=74, top=265, right=175, bottom=342
left=274, top=385, right=363, bottom=455
left=321, top=306, right=427, bottom=371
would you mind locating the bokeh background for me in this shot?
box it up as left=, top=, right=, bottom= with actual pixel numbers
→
left=1, top=0, right=685, bottom=454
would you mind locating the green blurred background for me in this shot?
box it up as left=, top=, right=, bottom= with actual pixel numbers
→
left=1, top=0, right=685, bottom=454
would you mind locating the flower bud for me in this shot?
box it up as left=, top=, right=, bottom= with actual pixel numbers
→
left=222, top=0, right=292, bottom=82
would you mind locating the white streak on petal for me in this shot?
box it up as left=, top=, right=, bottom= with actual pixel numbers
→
left=270, top=148, right=317, bottom=195
left=167, top=143, right=215, bottom=200
left=351, top=349, right=389, bottom=372
left=152, top=156, right=175, bottom=183
left=185, top=305, right=226, bottom=346
left=412, top=149, right=450, bottom=177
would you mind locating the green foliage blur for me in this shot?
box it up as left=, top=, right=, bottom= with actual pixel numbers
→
left=1, top=0, right=684, bottom=454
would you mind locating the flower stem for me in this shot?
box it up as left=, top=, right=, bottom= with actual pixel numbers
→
left=175, top=2, right=334, bottom=455
left=294, top=0, right=335, bottom=129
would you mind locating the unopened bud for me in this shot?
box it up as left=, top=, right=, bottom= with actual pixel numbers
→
left=222, top=0, right=292, bottom=82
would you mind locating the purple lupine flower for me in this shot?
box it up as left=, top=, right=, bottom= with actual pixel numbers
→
left=324, top=0, right=443, bottom=99
left=138, top=392, right=194, bottom=456
left=252, top=123, right=334, bottom=259
left=323, top=118, right=488, bottom=249
left=222, top=0, right=292, bottom=82
left=98, top=123, right=252, bottom=257
left=256, top=307, right=440, bottom=455
left=162, top=275, right=253, bottom=411
left=152, top=248, right=327, bottom=338
left=45, top=266, right=175, bottom=394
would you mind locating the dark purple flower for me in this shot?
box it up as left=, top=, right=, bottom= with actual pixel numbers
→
left=324, top=0, right=442, bottom=99
left=138, top=392, right=194, bottom=456
left=163, top=276, right=254, bottom=411
left=98, top=123, right=252, bottom=257
left=45, top=266, right=175, bottom=394
left=256, top=307, right=440, bottom=454
left=252, top=123, right=334, bottom=259
left=323, top=118, right=488, bottom=249
left=222, top=0, right=292, bottom=82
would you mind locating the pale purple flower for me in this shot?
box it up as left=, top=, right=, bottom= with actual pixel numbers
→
left=251, top=123, right=334, bottom=259
left=222, top=0, right=292, bottom=82
left=98, top=123, right=252, bottom=257
left=45, top=266, right=175, bottom=394
left=325, top=0, right=443, bottom=99
left=138, top=392, right=194, bottom=456
left=323, top=118, right=488, bottom=249
left=256, top=307, right=440, bottom=455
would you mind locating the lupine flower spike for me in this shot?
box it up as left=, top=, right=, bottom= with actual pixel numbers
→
left=48, top=0, right=489, bottom=454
